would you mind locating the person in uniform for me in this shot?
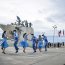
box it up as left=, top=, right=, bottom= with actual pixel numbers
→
left=13, top=30, right=19, bottom=53
left=31, top=34, right=37, bottom=53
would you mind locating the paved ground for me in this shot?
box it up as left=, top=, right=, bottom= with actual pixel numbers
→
left=0, top=47, right=65, bottom=65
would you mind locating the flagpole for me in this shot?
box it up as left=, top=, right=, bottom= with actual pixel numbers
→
left=52, top=25, right=57, bottom=44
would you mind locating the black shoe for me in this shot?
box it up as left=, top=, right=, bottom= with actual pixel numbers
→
left=15, top=50, right=18, bottom=53
left=3, top=52, right=6, bottom=54
left=2, top=52, right=6, bottom=54
left=1, top=48, right=3, bottom=50
left=17, top=48, right=19, bottom=51
left=23, top=50, right=26, bottom=53
left=33, top=51, right=36, bottom=53
left=45, top=50, right=47, bottom=51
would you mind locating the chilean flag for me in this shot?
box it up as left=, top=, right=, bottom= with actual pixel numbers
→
left=63, top=30, right=64, bottom=36
left=58, top=30, right=61, bottom=37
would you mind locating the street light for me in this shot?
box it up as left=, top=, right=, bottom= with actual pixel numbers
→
left=52, top=25, right=57, bottom=44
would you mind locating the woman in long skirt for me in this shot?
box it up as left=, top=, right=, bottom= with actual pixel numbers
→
left=1, top=31, right=8, bottom=54
left=20, top=33, right=28, bottom=53
left=42, top=34, right=48, bottom=51
left=38, top=35, right=43, bottom=52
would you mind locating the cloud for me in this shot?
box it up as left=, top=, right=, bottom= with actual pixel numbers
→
left=38, top=0, right=65, bottom=23
left=46, top=17, right=55, bottom=22
left=0, top=16, right=16, bottom=24
left=0, top=0, right=65, bottom=36
left=46, top=13, right=65, bottom=23
left=49, top=0, right=65, bottom=22
left=32, top=19, right=54, bottom=35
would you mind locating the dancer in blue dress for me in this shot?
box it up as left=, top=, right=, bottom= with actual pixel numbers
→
left=20, top=33, right=28, bottom=53
left=13, top=30, right=19, bottom=53
left=31, top=34, right=37, bottom=53
left=42, top=34, right=48, bottom=51
left=1, top=31, right=8, bottom=54
left=38, top=35, right=43, bottom=52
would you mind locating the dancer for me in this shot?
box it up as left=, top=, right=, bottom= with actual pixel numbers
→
left=38, top=35, right=43, bottom=52
left=1, top=31, right=8, bottom=54
left=13, top=30, right=19, bottom=53
left=31, top=34, right=37, bottom=53
left=20, top=33, right=28, bottom=53
left=42, top=34, right=48, bottom=51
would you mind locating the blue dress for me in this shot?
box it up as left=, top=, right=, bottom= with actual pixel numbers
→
left=38, top=39, right=43, bottom=49
left=42, top=35, right=48, bottom=51
left=1, top=34, right=8, bottom=48
left=19, top=34, right=29, bottom=48
left=43, top=36, right=48, bottom=46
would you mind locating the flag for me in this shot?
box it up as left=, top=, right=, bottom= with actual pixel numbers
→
left=58, top=30, right=61, bottom=37
left=63, top=30, right=64, bottom=36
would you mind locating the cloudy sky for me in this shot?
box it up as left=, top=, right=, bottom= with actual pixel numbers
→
left=0, top=0, right=65, bottom=36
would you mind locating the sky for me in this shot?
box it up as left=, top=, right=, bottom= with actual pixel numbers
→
left=0, top=0, right=65, bottom=36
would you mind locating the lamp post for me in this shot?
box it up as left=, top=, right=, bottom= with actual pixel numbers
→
left=52, top=25, right=57, bottom=44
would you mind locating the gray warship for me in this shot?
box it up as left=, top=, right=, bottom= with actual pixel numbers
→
left=0, top=16, right=34, bottom=44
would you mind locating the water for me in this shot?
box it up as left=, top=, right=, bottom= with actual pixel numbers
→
left=0, top=31, right=65, bottom=43
left=34, top=32, right=65, bottom=43
left=47, top=36, right=65, bottom=43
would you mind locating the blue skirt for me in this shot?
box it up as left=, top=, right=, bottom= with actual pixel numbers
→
left=19, top=40, right=29, bottom=48
left=38, top=41, right=43, bottom=48
left=1, top=39, right=9, bottom=48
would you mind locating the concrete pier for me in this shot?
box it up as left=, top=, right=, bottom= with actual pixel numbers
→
left=0, top=47, right=65, bottom=65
